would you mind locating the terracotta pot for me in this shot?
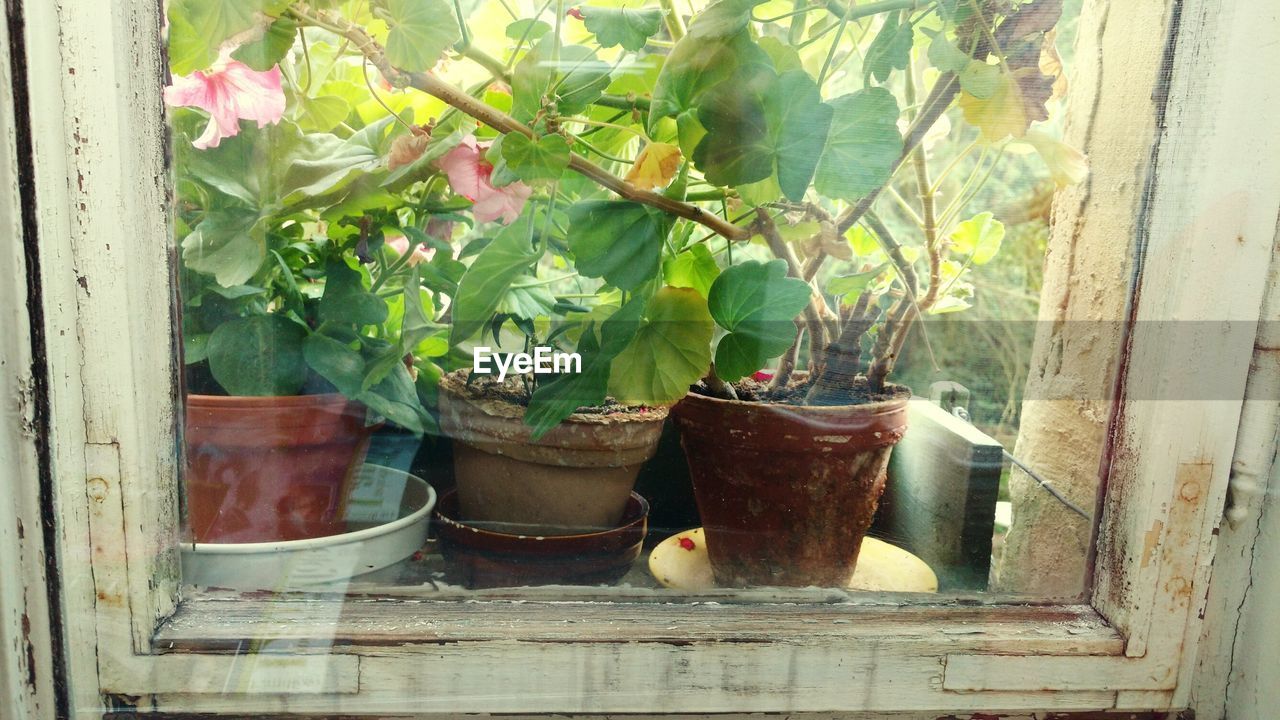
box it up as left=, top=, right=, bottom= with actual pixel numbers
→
left=437, top=370, right=666, bottom=535
left=184, top=394, right=373, bottom=543
left=434, top=490, right=649, bottom=588
left=671, top=388, right=911, bottom=587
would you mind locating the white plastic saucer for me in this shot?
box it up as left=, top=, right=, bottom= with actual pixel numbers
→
left=180, top=465, right=435, bottom=590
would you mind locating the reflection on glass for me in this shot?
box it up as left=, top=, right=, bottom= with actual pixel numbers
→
left=168, top=0, right=1092, bottom=598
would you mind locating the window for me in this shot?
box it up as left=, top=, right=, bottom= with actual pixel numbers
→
left=6, top=0, right=1279, bottom=715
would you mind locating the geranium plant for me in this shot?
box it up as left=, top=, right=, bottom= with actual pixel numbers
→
left=168, top=0, right=1079, bottom=438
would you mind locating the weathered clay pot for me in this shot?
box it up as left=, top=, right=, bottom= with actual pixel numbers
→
left=438, top=370, right=667, bottom=536
left=184, top=394, right=373, bottom=543
left=671, top=388, right=911, bottom=587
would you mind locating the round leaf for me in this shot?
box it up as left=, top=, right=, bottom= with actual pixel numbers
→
left=608, top=287, right=714, bottom=404
left=567, top=201, right=672, bottom=291
left=707, top=259, right=812, bottom=381
left=382, top=0, right=462, bottom=73
left=814, top=88, right=903, bottom=202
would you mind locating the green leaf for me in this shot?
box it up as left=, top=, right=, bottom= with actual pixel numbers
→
left=687, top=0, right=766, bottom=39
left=927, top=31, right=971, bottom=74
left=949, top=212, right=1005, bottom=265
left=499, top=278, right=557, bottom=319
left=767, top=70, right=833, bottom=200
left=692, top=68, right=832, bottom=200
left=707, top=259, right=812, bottom=381
left=663, top=243, right=720, bottom=297
left=499, top=133, right=571, bottom=183
left=175, top=0, right=258, bottom=68
left=649, top=31, right=769, bottom=131
left=449, top=214, right=544, bottom=345
left=296, top=95, right=353, bottom=132
left=360, top=363, right=432, bottom=435
left=524, top=295, right=646, bottom=439
left=608, top=287, right=714, bottom=404
left=864, top=12, right=914, bottom=84
left=567, top=201, right=672, bottom=291
left=511, top=41, right=612, bottom=122
left=319, top=260, right=389, bottom=326
left=580, top=6, right=664, bottom=51
left=814, top=88, right=903, bottom=202
left=280, top=115, right=397, bottom=201
left=690, top=67, right=772, bottom=189
left=506, top=19, right=552, bottom=41
left=232, top=16, right=298, bottom=71
left=382, top=0, right=462, bottom=72
left=958, top=61, right=1003, bottom=99
left=757, top=36, right=803, bottom=74
left=400, top=275, right=437, bottom=353
left=167, top=7, right=217, bottom=75
left=182, top=207, right=268, bottom=287
left=303, top=333, right=366, bottom=398
left=828, top=263, right=888, bottom=297
left=207, top=315, right=307, bottom=396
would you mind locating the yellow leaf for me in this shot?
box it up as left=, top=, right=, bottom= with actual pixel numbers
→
left=624, top=142, right=682, bottom=190
left=958, top=67, right=1055, bottom=142
left=1039, top=28, right=1068, bottom=101
left=1023, top=130, right=1089, bottom=187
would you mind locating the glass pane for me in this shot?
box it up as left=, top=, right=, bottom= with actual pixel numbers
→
left=169, top=0, right=1111, bottom=599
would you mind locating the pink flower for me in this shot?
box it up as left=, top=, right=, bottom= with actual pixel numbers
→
left=385, top=231, right=434, bottom=267
left=163, top=49, right=285, bottom=150
left=437, top=135, right=532, bottom=225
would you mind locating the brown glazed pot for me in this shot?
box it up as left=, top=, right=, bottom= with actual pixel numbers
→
left=438, top=370, right=666, bottom=536
left=184, top=394, right=373, bottom=543
left=434, top=490, right=649, bottom=588
left=671, top=388, right=911, bottom=587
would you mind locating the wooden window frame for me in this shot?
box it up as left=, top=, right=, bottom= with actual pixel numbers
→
left=6, top=0, right=1279, bottom=715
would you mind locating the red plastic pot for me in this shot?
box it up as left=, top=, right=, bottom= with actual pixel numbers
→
left=184, top=394, right=373, bottom=543
left=671, top=388, right=910, bottom=587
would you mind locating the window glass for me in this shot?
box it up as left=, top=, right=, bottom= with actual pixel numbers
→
left=169, top=0, right=1105, bottom=599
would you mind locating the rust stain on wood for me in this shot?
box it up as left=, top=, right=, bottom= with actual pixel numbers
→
left=1141, top=519, right=1165, bottom=568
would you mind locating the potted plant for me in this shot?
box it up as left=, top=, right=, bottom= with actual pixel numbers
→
left=167, top=38, right=449, bottom=543
left=176, top=0, right=1079, bottom=583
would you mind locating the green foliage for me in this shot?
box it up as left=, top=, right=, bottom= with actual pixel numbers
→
left=863, top=11, right=914, bottom=84
left=663, top=243, right=720, bottom=297
left=512, top=41, right=612, bottom=121
left=814, top=88, right=903, bottom=201
left=381, top=0, right=462, bottom=72
left=168, top=0, right=1069, bottom=435
left=950, top=212, right=1006, bottom=265
left=568, top=201, right=673, bottom=291
left=232, top=17, right=298, bottom=71
left=580, top=6, right=664, bottom=50
left=525, top=296, right=646, bottom=439
left=497, top=133, right=571, bottom=183
left=692, top=68, right=833, bottom=201
left=608, top=287, right=714, bottom=404
left=686, top=0, right=766, bottom=39
left=207, top=315, right=307, bottom=396
left=707, top=260, right=812, bottom=381
left=449, top=215, right=545, bottom=346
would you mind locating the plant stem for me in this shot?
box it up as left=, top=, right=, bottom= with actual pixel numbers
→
left=293, top=7, right=748, bottom=241
left=822, top=0, right=920, bottom=23
left=755, top=208, right=833, bottom=373
left=702, top=366, right=738, bottom=400
left=905, top=60, right=942, bottom=311
left=658, top=0, right=687, bottom=41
